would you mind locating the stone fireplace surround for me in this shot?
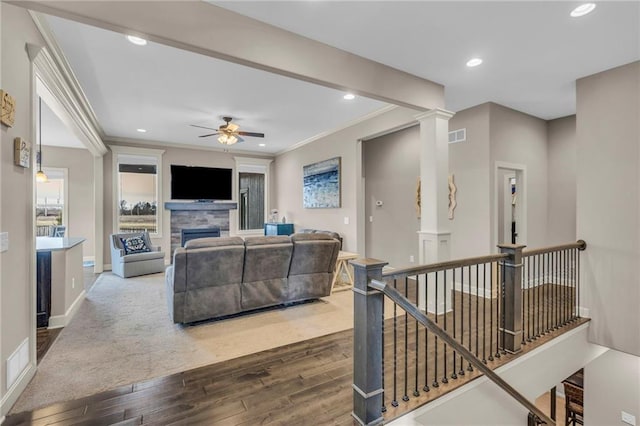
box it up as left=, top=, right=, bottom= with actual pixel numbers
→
left=164, top=201, right=237, bottom=256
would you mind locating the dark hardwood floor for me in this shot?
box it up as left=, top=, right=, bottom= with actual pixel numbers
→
left=11, top=282, right=587, bottom=426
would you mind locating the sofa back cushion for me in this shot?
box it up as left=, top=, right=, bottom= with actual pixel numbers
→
left=176, top=245, right=245, bottom=291
left=242, top=236, right=293, bottom=282
left=289, top=233, right=340, bottom=275
left=184, top=236, right=244, bottom=249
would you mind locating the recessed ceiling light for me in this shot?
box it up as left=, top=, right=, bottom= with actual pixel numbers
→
left=466, top=58, right=483, bottom=67
left=343, top=93, right=356, bottom=100
left=259, top=143, right=266, bottom=147
left=127, top=35, right=147, bottom=46
left=136, top=128, right=147, bottom=133
left=570, top=3, right=596, bottom=17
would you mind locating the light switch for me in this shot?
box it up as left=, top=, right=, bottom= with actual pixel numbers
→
left=344, top=217, right=349, bottom=225
left=0, top=232, right=8, bottom=252
left=369, top=216, right=373, bottom=223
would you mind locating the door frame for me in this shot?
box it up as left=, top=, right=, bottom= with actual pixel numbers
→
left=494, top=161, right=527, bottom=251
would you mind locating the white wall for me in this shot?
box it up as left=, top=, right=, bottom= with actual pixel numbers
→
left=547, top=115, right=577, bottom=245
left=576, top=61, right=640, bottom=356
left=0, top=3, right=43, bottom=414
left=392, top=324, right=606, bottom=426
left=585, top=349, right=640, bottom=426
left=274, top=106, right=420, bottom=254
left=364, top=125, right=419, bottom=268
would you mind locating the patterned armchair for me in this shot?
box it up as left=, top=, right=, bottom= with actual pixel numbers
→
left=109, top=231, right=165, bottom=278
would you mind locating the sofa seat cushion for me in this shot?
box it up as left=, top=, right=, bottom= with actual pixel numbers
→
left=185, top=236, right=244, bottom=249
left=121, top=250, right=164, bottom=263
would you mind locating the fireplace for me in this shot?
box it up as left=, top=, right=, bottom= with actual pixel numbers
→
left=164, top=201, right=237, bottom=257
left=181, top=227, right=220, bottom=246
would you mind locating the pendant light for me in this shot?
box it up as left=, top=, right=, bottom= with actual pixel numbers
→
left=35, top=97, right=48, bottom=183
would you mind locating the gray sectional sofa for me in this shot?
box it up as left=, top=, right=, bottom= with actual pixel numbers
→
left=165, top=233, right=340, bottom=324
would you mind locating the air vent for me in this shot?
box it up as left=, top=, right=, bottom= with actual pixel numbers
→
left=448, top=128, right=466, bottom=144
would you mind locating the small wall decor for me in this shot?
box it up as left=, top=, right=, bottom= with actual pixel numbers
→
left=1, top=90, right=16, bottom=127
left=415, top=177, right=421, bottom=218
left=448, top=174, right=457, bottom=220
left=13, top=137, right=31, bottom=168
left=303, top=157, right=341, bottom=208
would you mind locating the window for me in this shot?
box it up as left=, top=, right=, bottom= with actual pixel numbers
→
left=111, top=147, right=164, bottom=236
left=234, top=157, right=272, bottom=233
left=36, top=168, right=68, bottom=236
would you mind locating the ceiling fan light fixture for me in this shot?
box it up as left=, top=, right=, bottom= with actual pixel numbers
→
left=218, top=134, right=238, bottom=145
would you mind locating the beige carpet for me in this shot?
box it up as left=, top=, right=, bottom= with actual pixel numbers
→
left=11, top=272, right=360, bottom=414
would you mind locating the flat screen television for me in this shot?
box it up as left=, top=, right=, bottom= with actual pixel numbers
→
left=170, top=165, right=232, bottom=201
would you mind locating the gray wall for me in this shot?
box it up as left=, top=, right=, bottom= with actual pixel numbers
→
left=576, top=61, right=640, bottom=356
left=43, top=146, right=95, bottom=258
left=585, top=349, right=640, bottom=425
left=364, top=125, right=419, bottom=268
left=546, top=116, right=577, bottom=245
left=448, top=104, right=492, bottom=258
left=490, top=103, right=549, bottom=250
left=0, top=2, right=44, bottom=412
left=274, top=106, right=419, bottom=253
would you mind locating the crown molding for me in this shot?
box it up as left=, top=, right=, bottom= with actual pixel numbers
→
left=105, top=137, right=275, bottom=159
left=415, top=108, right=455, bottom=122
left=29, top=11, right=107, bottom=156
left=275, top=105, right=398, bottom=156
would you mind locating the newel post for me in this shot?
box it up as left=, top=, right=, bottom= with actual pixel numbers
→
left=498, top=244, right=526, bottom=354
left=351, top=258, right=388, bottom=426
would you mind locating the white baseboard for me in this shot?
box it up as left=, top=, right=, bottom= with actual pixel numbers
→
left=0, top=362, right=36, bottom=417
left=452, top=281, right=493, bottom=299
left=104, top=263, right=112, bottom=271
left=48, top=290, right=86, bottom=329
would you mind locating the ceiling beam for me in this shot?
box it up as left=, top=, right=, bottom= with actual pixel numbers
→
left=10, top=1, right=444, bottom=112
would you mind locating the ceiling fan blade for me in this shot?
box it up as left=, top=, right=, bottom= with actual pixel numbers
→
left=190, top=124, right=218, bottom=131
left=198, top=133, right=219, bottom=138
left=236, top=136, right=245, bottom=143
left=238, top=131, right=265, bottom=138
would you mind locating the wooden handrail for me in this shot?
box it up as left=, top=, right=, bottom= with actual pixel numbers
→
left=369, top=278, right=555, bottom=426
left=523, top=240, right=587, bottom=257
left=381, top=253, right=509, bottom=279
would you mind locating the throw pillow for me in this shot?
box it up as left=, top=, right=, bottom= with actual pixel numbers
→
left=120, top=235, right=151, bottom=255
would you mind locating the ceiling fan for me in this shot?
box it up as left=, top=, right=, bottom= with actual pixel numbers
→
left=190, top=116, right=265, bottom=146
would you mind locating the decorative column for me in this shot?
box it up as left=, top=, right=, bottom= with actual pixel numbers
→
left=351, top=258, right=387, bottom=426
left=415, top=109, right=454, bottom=312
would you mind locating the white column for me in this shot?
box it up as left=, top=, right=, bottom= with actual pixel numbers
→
left=416, top=108, right=454, bottom=313
left=93, top=155, right=104, bottom=273
left=416, top=108, right=455, bottom=264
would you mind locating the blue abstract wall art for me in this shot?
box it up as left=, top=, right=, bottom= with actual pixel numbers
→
left=303, top=157, right=341, bottom=208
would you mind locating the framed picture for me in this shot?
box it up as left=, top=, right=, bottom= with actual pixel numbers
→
left=303, top=157, right=341, bottom=208
left=1, top=90, right=16, bottom=127
left=13, top=137, right=31, bottom=168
